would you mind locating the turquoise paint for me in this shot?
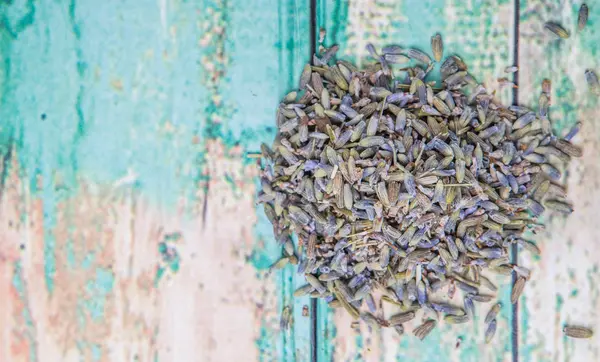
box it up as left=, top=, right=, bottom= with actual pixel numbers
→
left=83, top=267, right=115, bottom=321
left=2, top=0, right=36, bottom=37
left=158, top=242, right=167, bottom=255
left=397, top=338, right=409, bottom=360
left=317, top=0, right=326, bottom=46
left=248, top=240, right=274, bottom=270
left=556, top=293, right=572, bottom=361
left=227, top=0, right=312, bottom=357
left=199, top=0, right=232, bottom=146
left=0, top=0, right=313, bottom=359
left=74, top=341, right=102, bottom=362
left=224, top=0, right=315, bottom=354
left=387, top=0, right=448, bottom=85
left=354, top=327, right=363, bottom=361
left=587, top=266, right=599, bottom=307
left=168, top=255, right=180, bottom=272
left=1, top=3, right=215, bottom=352
left=81, top=252, right=95, bottom=270
left=227, top=0, right=292, bottom=271
left=395, top=337, right=404, bottom=360
left=227, top=0, right=309, bottom=153
left=223, top=173, right=237, bottom=191
left=1, top=0, right=212, bottom=295
left=524, top=4, right=598, bottom=136
left=318, top=0, right=348, bottom=60
left=557, top=290, right=566, bottom=360
left=277, top=269, right=291, bottom=362
left=157, top=241, right=181, bottom=273
left=2, top=0, right=579, bottom=359
left=74, top=341, right=85, bottom=362
left=42, top=201, right=57, bottom=293
left=256, top=325, right=275, bottom=362
left=396, top=328, right=447, bottom=361
left=399, top=0, right=447, bottom=52
left=154, top=266, right=166, bottom=287
left=76, top=297, right=86, bottom=330
left=281, top=271, right=291, bottom=362
left=66, top=236, right=77, bottom=268
left=579, top=2, right=600, bottom=59
left=94, top=267, right=115, bottom=293
left=12, top=261, right=38, bottom=362
left=317, top=300, right=334, bottom=361
left=459, top=336, right=482, bottom=362
left=567, top=268, right=576, bottom=281
left=91, top=344, right=102, bottom=361
left=497, top=284, right=513, bottom=360
left=552, top=75, right=577, bottom=132
left=250, top=203, right=280, bottom=270
left=556, top=293, right=564, bottom=311
left=0, top=9, right=14, bottom=214
left=520, top=294, right=534, bottom=361
left=31, top=0, right=206, bottom=204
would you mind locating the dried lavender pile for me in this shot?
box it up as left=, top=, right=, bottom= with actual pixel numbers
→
left=258, top=34, right=585, bottom=342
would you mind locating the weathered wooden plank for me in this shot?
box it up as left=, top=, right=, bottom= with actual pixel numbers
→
left=229, top=0, right=314, bottom=360
left=316, top=1, right=516, bottom=360
left=518, top=1, right=600, bottom=361
left=0, top=0, right=311, bottom=361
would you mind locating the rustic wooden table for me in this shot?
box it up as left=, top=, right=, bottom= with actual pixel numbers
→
left=0, top=0, right=598, bottom=361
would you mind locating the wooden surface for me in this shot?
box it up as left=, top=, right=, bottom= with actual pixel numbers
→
left=0, top=0, right=598, bottom=361
left=518, top=2, right=600, bottom=361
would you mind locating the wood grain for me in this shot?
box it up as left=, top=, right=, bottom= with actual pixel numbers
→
left=1, top=0, right=599, bottom=361
left=0, top=0, right=310, bottom=361
left=518, top=1, right=600, bottom=361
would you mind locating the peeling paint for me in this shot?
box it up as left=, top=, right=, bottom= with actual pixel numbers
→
left=0, top=0, right=598, bottom=361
